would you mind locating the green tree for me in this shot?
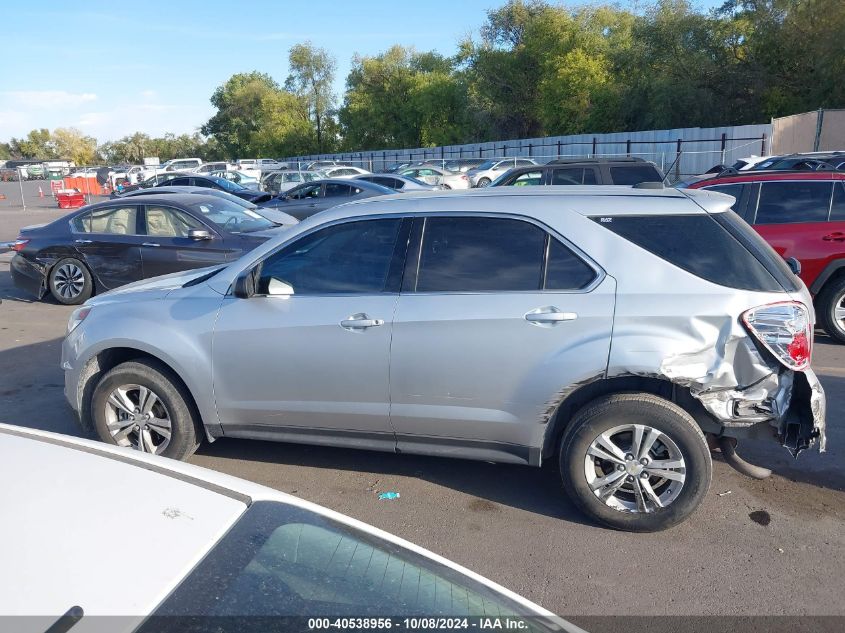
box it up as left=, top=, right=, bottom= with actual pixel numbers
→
left=285, top=42, right=338, bottom=153
left=0, top=142, right=11, bottom=160
left=9, top=128, right=55, bottom=159
left=53, top=127, right=98, bottom=165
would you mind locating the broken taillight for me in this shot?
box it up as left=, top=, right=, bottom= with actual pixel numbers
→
left=742, top=301, right=812, bottom=371
left=10, top=238, right=29, bottom=252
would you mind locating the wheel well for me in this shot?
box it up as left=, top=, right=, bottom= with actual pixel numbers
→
left=79, top=347, right=203, bottom=435
left=542, top=375, right=704, bottom=460
left=814, top=267, right=845, bottom=300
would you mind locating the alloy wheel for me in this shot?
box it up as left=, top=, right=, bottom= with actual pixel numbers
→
left=584, top=423, right=686, bottom=513
left=53, top=263, right=85, bottom=299
left=104, top=384, right=172, bottom=454
left=834, top=294, right=845, bottom=331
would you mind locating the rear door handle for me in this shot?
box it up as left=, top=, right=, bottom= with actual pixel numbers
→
left=74, top=239, right=92, bottom=244
left=142, top=242, right=160, bottom=247
left=340, top=313, right=385, bottom=331
left=823, top=233, right=845, bottom=242
left=525, top=307, right=577, bottom=325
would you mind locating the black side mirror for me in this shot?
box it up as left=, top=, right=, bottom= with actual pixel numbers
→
left=233, top=267, right=258, bottom=298
left=785, top=256, right=801, bottom=276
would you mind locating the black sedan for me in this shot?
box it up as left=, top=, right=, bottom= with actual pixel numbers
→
left=154, top=174, right=273, bottom=204
left=10, top=193, right=285, bottom=305
left=261, top=178, right=394, bottom=220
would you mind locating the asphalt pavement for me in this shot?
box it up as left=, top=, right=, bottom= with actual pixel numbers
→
left=1, top=195, right=843, bottom=622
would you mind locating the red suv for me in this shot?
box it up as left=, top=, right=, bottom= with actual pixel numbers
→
left=687, top=170, right=845, bottom=342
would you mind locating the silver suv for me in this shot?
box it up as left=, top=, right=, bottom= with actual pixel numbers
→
left=62, top=187, right=826, bottom=531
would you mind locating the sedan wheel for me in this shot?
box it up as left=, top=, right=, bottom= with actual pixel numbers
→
left=48, top=257, right=93, bottom=305
left=104, top=384, right=172, bottom=454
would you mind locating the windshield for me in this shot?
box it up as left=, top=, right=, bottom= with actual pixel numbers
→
left=187, top=199, right=274, bottom=233
left=209, top=176, right=246, bottom=192
left=142, top=501, right=557, bottom=627
left=475, top=160, right=497, bottom=170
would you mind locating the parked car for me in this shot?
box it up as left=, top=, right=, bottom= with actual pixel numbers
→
left=318, top=165, right=371, bottom=179
left=262, top=179, right=393, bottom=220
left=355, top=173, right=440, bottom=191
left=62, top=186, right=825, bottom=532
left=399, top=166, right=469, bottom=189
left=157, top=158, right=203, bottom=172
left=466, top=158, right=538, bottom=187
left=0, top=424, right=569, bottom=627
left=10, top=193, right=285, bottom=304
left=306, top=160, right=354, bottom=171
left=193, top=161, right=233, bottom=174
left=686, top=169, right=845, bottom=343
left=157, top=173, right=272, bottom=204
left=444, top=158, right=487, bottom=173
left=491, top=158, right=664, bottom=187
left=114, top=172, right=182, bottom=194
left=116, top=186, right=299, bottom=226
left=261, top=169, right=321, bottom=195
left=748, top=152, right=845, bottom=172
left=383, top=161, right=412, bottom=173
left=238, top=158, right=286, bottom=172
left=208, top=169, right=260, bottom=189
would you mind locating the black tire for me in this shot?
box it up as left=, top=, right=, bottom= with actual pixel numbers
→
left=816, top=276, right=845, bottom=344
left=476, top=177, right=491, bottom=188
left=559, top=393, right=711, bottom=532
left=91, top=359, right=202, bottom=460
left=48, top=257, right=93, bottom=305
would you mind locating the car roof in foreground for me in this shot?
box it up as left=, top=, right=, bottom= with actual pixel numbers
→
left=0, top=424, right=556, bottom=618
left=322, top=184, right=733, bottom=218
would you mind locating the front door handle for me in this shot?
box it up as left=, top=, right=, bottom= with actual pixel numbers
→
left=525, top=307, right=577, bottom=326
left=340, top=313, right=385, bottom=331
left=142, top=242, right=160, bottom=247
left=823, top=232, right=845, bottom=242
left=74, top=239, right=92, bottom=244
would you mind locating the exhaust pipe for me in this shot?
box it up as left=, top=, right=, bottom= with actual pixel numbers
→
left=715, top=436, right=772, bottom=480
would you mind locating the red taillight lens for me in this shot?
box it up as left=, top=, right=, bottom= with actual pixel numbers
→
left=11, top=238, right=29, bottom=252
left=742, top=301, right=812, bottom=370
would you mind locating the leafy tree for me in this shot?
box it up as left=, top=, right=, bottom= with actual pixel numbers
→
left=285, top=42, right=338, bottom=153
left=53, top=127, right=98, bottom=165
left=9, top=129, right=55, bottom=159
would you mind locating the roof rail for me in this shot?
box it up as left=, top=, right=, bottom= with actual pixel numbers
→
left=632, top=181, right=665, bottom=189
left=547, top=156, right=647, bottom=165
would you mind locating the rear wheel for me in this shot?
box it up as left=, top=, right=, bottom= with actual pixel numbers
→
left=48, top=257, right=92, bottom=305
left=91, top=359, right=202, bottom=460
left=476, top=177, right=491, bottom=188
left=816, top=276, right=845, bottom=344
left=559, top=393, right=711, bottom=532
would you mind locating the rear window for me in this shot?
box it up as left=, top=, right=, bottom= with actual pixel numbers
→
left=593, top=213, right=790, bottom=292
left=609, top=165, right=662, bottom=185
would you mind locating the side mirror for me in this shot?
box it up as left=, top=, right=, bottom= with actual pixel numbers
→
left=785, top=256, right=801, bottom=276
left=188, top=229, right=212, bottom=241
left=233, top=268, right=257, bottom=299
left=267, top=278, right=294, bottom=296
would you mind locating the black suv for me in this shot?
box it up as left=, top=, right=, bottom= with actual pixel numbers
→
left=491, top=157, right=664, bottom=187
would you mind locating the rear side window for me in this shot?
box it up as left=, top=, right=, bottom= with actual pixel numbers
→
left=416, top=217, right=545, bottom=292
left=545, top=239, right=596, bottom=289
left=701, top=184, right=745, bottom=212
left=551, top=168, right=598, bottom=186
left=609, top=165, right=662, bottom=185
left=594, top=214, right=785, bottom=292
left=754, top=181, right=832, bottom=224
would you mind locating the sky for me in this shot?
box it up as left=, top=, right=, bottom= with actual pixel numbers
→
left=0, top=0, right=722, bottom=143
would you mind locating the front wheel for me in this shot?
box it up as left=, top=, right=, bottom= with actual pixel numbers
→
left=91, top=359, right=202, bottom=460
left=559, top=393, right=711, bottom=532
left=476, top=177, right=491, bottom=188
left=816, top=276, right=845, bottom=344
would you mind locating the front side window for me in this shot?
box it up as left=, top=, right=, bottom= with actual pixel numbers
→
left=608, top=165, right=662, bottom=185
left=701, top=184, right=746, bottom=212
left=258, top=219, right=402, bottom=295
left=73, top=206, right=139, bottom=234
left=511, top=171, right=543, bottom=186
left=166, top=177, right=191, bottom=186
left=145, top=206, right=204, bottom=237
left=415, top=217, right=546, bottom=292
left=289, top=184, right=321, bottom=200
left=551, top=168, right=598, bottom=186
left=754, top=181, right=833, bottom=224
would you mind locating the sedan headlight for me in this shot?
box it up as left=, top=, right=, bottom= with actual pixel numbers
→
left=67, top=306, right=92, bottom=335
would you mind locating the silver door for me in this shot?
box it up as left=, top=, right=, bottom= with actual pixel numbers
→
left=389, top=215, right=615, bottom=464
left=212, top=217, right=408, bottom=448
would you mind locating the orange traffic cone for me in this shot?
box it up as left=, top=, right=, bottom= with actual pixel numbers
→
left=38, top=186, right=44, bottom=198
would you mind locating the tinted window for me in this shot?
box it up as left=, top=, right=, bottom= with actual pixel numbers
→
left=416, top=217, right=545, bottom=292
left=551, top=168, right=598, bottom=185
left=145, top=206, right=204, bottom=237
left=324, top=183, right=353, bottom=197
left=545, top=239, right=596, bottom=289
left=143, top=502, right=551, bottom=624
left=511, top=171, right=543, bottom=186
left=595, top=214, right=784, bottom=292
left=73, top=206, right=138, bottom=234
left=166, top=177, right=190, bottom=186
left=755, top=181, right=833, bottom=224
left=259, top=219, right=402, bottom=295
left=831, top=182, right=845, bottom=221
left=609, top=165, right=662, bottom=185
left=702, top=184, right=745, bottom=212
left=289, top=184, right=321, bottom=199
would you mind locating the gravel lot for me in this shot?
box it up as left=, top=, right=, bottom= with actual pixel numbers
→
left=1, top=193, right=844, bottom=626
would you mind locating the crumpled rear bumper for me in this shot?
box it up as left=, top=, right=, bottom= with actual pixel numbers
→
left=10, top=254, right=47, bottom=299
